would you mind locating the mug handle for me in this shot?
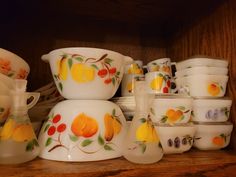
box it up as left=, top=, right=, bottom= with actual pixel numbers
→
left=27, top=92, right=40, bottom=109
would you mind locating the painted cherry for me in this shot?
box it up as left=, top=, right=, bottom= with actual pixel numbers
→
left=104, top=78, right=112, bottom=84
left=57, top=123, right=66, bottom=133
left=167, top=80, right=171, bottom=87
left=52, top=114, right=61, bottom=123
left=163, top=87, right=169, bottom=93
left=98, top=69, right=108, bottom=78
left=48, top=126, right=56, bottom=136
left=109, top=67, right=116, bottom=75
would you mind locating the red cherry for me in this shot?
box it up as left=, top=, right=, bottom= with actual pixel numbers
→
left=57, top=123, right=66, bottom=133
left=98, top=69, right=108, bottom=78
left=109, top=67, right=116, bottom=75
left=104, top=78, right=112, bottom=84
left=48, top=126, right=56, bottom=136
left=167, top=80, right=171, bottom=87
left=163, top=87, right=169, bottom=93
left=52, top=114, right=61, bottom=123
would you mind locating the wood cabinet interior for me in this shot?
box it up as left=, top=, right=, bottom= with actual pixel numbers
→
left=0, top=0, right=235, bottom=148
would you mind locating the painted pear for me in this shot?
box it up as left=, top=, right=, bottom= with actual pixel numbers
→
left=57, top=57, right=68, bottom=80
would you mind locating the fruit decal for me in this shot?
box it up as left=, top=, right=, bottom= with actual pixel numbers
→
left=0, top=118, right=39, bottom=151
left=152, top=106, right=190, bottom=124
left=43, top=109, right=122, bottom=154
left=54, top=53, right=120, bottom=91
left=0, top=58, right=28, bottom=78
left=128, top=63, right=143, bottom=74
left=150, top=61, right=171, bottom=74
left=130, top=116, right=160, bottom=153
left=212, top=134, right=227, bottom=146
left=0, top=58, right=11, bottom=76
left=207, top=82, right=223, bottom=96
left=104, top=111, right=122, bottom=141
left=43, top=114, right=68, bottom=152
left=167, top=135, right=193, bottom=148
left=205, top=107, right=230, bottom=120
left=0, top=107, right=10, bottom=123
left=150, top=73, right=171, bottom=93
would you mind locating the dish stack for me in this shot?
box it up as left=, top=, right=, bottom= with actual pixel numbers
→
left=37, top=47, right=131, bottom=162
left=175, top=56, right=233, bottom=150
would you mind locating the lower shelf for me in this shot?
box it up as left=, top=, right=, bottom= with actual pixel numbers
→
left=1, top=149, right=236, bottom=177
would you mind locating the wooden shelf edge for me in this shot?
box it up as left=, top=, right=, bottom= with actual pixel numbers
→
left=0, top=150, right=236, bottom=177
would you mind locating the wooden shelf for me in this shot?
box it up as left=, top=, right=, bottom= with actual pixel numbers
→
left=1, top=150, right=236, bottom=177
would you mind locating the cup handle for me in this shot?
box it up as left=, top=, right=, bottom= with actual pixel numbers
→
left=26, top=92, right=40, bottom=109
left=41, top=54, right=49, bottom=63
left=124, top=56, right=134, bottom=65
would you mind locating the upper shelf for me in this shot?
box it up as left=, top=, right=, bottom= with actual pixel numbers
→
left=0, top=0, right=224, bottom=35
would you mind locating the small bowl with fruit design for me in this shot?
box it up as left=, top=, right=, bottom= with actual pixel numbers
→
left=155, top=123, right=196, bottom=154
left=42, top=47, right=133, bottom=100
left=192, top=97, right=232, bottom=122
left=193, top=122, right=233, bottom=150
left=175, top=74, right=228, bottom=97
left=38, top=100, right=127, bottom=162
left=150, top=95, right=193, bottom=125
left=0, top=48, right=30, bottom=79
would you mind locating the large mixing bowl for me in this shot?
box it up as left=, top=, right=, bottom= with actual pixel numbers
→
left=42, top=47, right=133, bottom=99
left=38, top=100, right=127, bottom=162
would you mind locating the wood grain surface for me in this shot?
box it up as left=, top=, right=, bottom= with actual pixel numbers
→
left=0, top=150, right=236, bottom=177
left=168, top=0, right=236, bottom=150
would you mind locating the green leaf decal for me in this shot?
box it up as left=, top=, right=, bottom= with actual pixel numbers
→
left=26, top=141, right=34, bottom=152
left=180, top=115, right=185, bottom=121
left=104, top=144, right=114, bottom=151
left=141, top=143, right=146, bottom=153
left=8, top=73, right=14, bottom=77
left=150, top=108, right=155, bottom=115
left=112, top=78, right=115, bottom=86
left=45, top=137, right=52, bottom=147
left=91, top=64, right=99, bottom=70
left=220, top=85, right=224, bottom=91
left=98, top=134, right=105, bottom=145
left=161, top=116, right=168, bottom=123
left=104, top=58, right=113, bottom=64
left=44, top=124, right=50, bottom=132
left=59, top=82, right=63, bottom=91
left=33, top=139, right=39, bottom=147
left=112, top=109, right=116, bottom=117
left=68, top=58, right=73, bottom=69
left=69, top=134, right=79, bottom=142
left=139, top=118, right=146, bottom=123
left=177, top=106, right=185, bottom=111
left=0, top=107, right=4, bottom=113
left=116, top=71, right=120, bottom=76
left=191, top=111, right=195, bottom=117
left=81, top=139, right=93, bottom=147
left=75, top=57, right=83, bottom=62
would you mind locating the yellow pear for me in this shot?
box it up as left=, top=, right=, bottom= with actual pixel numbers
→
left=136, top=122, right=159, bottom=143
left=71, top=63, right=95, bottom=83
left=57, top=58, right=68, bottom=80
left=150, top=76, right=163, bottom=91
left=0, top=119, right=16, bottom=140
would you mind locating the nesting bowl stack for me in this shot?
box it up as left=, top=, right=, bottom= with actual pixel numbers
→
left=38, top=47, right=132, bottom=162
left=175, top=56, right=233, bottom=150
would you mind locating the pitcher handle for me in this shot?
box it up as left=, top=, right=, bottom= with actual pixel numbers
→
left=27, top=92, right=40, bottom=109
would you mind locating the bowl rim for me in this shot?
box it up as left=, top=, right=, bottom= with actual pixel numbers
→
left=45, top=47, right=125, bottom=57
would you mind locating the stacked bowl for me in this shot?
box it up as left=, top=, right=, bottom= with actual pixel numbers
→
left=38, top=47, right=132, bottom=162
left=175, top=56, right=233, bottom=150
left=144, top=58, right=195, bottom=154
left=0, top=48, right=30, bottom=124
